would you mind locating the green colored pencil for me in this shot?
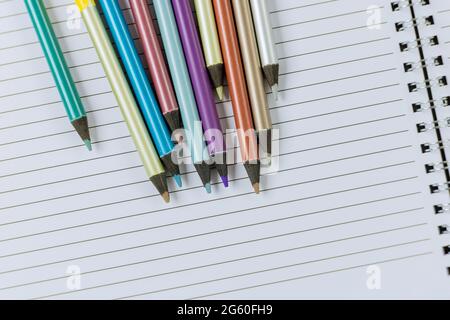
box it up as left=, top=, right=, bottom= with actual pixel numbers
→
left=25, top=0, right=92, bottom=150
left=75, top=0, right=170, bottom=202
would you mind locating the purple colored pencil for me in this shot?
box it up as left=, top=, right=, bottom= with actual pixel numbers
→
left=172, top=0, right=228, bottom=187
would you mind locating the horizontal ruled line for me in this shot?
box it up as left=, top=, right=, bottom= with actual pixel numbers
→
left=188, top=252, right=432, bottom=300
left=34, top=237, right=426, bottom=299
left=0, top=195, right=424, bottom=276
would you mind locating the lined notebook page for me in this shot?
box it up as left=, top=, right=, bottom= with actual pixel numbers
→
left=0, top=0, right=448, bottom=299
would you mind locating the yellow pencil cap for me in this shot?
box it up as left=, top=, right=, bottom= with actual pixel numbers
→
left=75, top=0, right=96, bottom=11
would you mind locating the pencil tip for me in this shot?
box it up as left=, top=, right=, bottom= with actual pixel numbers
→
left=194, top=162, right=212, bottom=191
left=216, top=86, right=225, bottom=101
left=257, top=129, right=272, bottom=161
left=150, top=173, right=170, bottom=203
left=84, top=139, right=92, bottom=151
left=263, top=63, right=280, bottom=96
left=220, top=176, right=229, bottom=188
left=205, top=183, right=212, bottom=194
left=72, top=116, right=91, bottom=148
left=161, top=153, right=181, bottom=181
left=208, top=63, right=225, bottom=100
left=272, top=84, right=279, bottom=100
left=162, top=191, right=170, bottom=203
left=244, top=161, right=261, bottom=193
left=164, top=110, right=182, bottom=132
left=173, top=175, right=183, bottom=188
left=253, top=183, right=260, bottom=194
left=214, top=156, right=228, bottom=188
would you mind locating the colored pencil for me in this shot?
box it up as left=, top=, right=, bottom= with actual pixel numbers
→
left=98, top=0, right=182, bottom=188
left=172, top=0, right=228, bottom=187
left=75, top=0, right=170, bottom=202
left=153, top=0, right=212, bottom=193
left=25, top=0, right=91, bottom=150
left=249, top=0, right=279, bottom=99
left=128, top=0, right=181, bottom=133
left=212, top=0, right=260, bottom=193
left=193, top=0, right=225, bottom=101
left=232, top=0, right=273, bottom=158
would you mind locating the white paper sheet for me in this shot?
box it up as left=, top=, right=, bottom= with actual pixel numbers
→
left=0, top=0, right=448, bottom=299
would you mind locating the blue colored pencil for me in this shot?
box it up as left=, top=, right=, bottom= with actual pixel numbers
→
left=98, top=0, right=182, bottom=187
left=153, top=0, right=212, bottom=193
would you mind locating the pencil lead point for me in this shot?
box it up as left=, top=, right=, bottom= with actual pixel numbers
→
left=84, top=139, right=92, bottom=151
left=208, top=64, right=225, bottom=100
left=263, top=63, right=280, bottom=96
left=72, top=116, right=91, bottom=149
left=216, top=86, right=225, bottom=101
left=220, top=175, right=229, bottom=188
left=150, top=173, right=170, bottom=203
left=205, top=183, right=212, bottom=194
left=253, top=183, right=260, bottom=194
left=173, top=175, right=183, bottom=188
left=215, top=157, right=228, bottom=188
left=162, top=191, right=170, bottom=203
left=272, top=84, right=279, bottom=100
left=257, top=129, right=272, bottom=163
left=194, top=162, right=212, bottom=191
left=244, top=161, right=261, bottom=194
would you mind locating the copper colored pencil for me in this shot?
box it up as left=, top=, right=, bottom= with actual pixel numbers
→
left=212, top=0, right=260, bottom=193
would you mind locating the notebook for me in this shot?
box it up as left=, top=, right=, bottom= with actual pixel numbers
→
left=0, top=0, right=449, bottom=299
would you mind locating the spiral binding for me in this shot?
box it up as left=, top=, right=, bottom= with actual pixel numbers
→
left=395, top=16, right=434, bottom=32
left=412, top=96, right=450, bottom=112
left=434, top=203, right=450, bottom=214
left=426, top=161, right=449, bottom=173
left=391, top=0, right=430, bottom=11
left=416, top=118, right=450, bottom=133
left=393, top=1, right=450, bottom=262
left=408, top=76, right=448, bottom=92
left=404, top=56, right=443, bottom=72
left=399, top=35, right=439, bottom=52
left=439, top=225, right=450, bottom=234
left=421, top=139, right=450, bottom=153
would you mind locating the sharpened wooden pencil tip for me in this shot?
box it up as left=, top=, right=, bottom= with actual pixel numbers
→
left=244, top=161, right=261, bottom=193
left=161, top=152, right=181, bottom=178
left=263, top=63, right=279, bottom=89
left=252, top=183, right=260, bottom=194
left=84, top=139, right=92, bottom=151
left=216, top=86, right=225, bottom=101
left=272, top=84, right=279, bottom=100
left=215, top=152, right=228, bottom=186
left=162, top=192, right=170, bottom=203
left=208, top=63, right=225, bottom=99
left=257, top=129, right=272, bottom=160
left=72, top=116, right=91, bottom=146
left=194, top=162, right=212, bottom=189
left=164, top=110, right=182, bottom=132
left=150, top=173, right=170, bottom=203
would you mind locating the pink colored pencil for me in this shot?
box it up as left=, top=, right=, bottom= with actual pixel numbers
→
left=129, top=0, right=181, bottom=132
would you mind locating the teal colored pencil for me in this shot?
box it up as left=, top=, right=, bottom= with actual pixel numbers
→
left=153, top=0, right=212, bottom=193
left=25, top=0, right=91, bottom=150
